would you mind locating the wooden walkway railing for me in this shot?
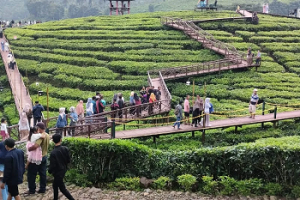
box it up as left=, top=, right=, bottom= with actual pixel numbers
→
left=0, top=35, right=32, bottom=116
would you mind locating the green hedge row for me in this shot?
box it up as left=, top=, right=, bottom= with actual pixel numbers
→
left=13, top=50, right=107, bottom=67
left=29, top=82, right=131, bottom=101
left=63, top=136, right=300, bottom=185
left=17, top=59, right=118, bottom=80
left=13, top=46, right=219, bottom=63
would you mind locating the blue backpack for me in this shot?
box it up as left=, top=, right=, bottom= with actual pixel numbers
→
left=209, top=103, right=214, bottom=114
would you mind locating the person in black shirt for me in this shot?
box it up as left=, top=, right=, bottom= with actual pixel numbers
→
left=48, top=134, right=74, bottom=200
left=1, top=138, right=25, bottom=200
left=118, top=95, right=124, bottom=119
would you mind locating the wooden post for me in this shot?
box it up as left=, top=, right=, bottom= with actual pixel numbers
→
left=192, top=131, right=195, bottom=138
left=202, top=130, right=205, bottom=143
left=235, top=126, right=238, bottom=133
left=138, top=120, right=139, bottom=129
left=153, top=135, right=156, bottom=143
left=88, top=125, right=91, bottom=139
left=123, top=124, right=125, bottom=130
left=262, top=100, right=265, bottom=128
left=111, top=121, right=116, bottom=139
left=63, top=127, right=66, bottom=137
left=104, top=117, right=108, bottom=133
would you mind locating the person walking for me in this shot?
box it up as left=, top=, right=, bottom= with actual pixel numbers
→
left=246, top=48, right=253, bottom=65
left=173, top=101, right=183, bottom=129
left=202, top=98, right=212, bottom=127
left=110, top=98, right=119, bottom=119
left=92, top=96, right=97, bottom=115
left=68, top=107, right=78, bottom=136
left=75, top=100, right=84, bottom=119
left=195, top=95, right=204, bottom=125
left=249, top=89, right=259, bottom=119
left=26, top=127, right=43, bottom=169
left=26, top=122, right=50, bottom=195
left=23, top=104, right=32, bottom=127
left=55, top=108, right=67, bottom=136
left=86, top=98, right=94, bottom=117
left=134, top=93, right=141, bottom=116
left=184, top=95, right=190, bottom=125
left=255, top=50, right=261, bottom=65
left=191, top=101, right=199, bottom=127
left=48, top=134, right=74, bottom=200
left=18, top=112, right=30, bottom=140
left=118, top=95, right=124, bottom=119
left=1, top=138, right=25, bottom=200
left=32, top=101, right=44, bottom=126
left=0, top=141, right=14, bottom=200
left=1, top=118, right=9, bottom=141
left=96, top=96, right=105, bottom=114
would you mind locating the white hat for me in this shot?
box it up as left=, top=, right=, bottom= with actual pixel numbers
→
left=253, top=89, right=258, bottom=92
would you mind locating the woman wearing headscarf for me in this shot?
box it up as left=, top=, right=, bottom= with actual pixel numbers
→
left=201, top=98, right=211, bottom=127
left=149, top=93, right=156, bottom=114
left=129, top=91, right=135, bottom=115
left=24, top=103, right=32, bottom=126
left=69, top=107, right=78, bottom=136
left=86, top=98, right=94, bottom=117
left=134, top=93, right=141, bottom=116
left=18, top=111, right=30, bottom=139
left=75, top=100, right=84, bottom=118
left=56, top=107, right=67, bottom=135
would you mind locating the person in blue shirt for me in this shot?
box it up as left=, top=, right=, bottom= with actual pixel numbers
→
left=68, top=107, right=78, bottom=136
left=0, top=141, right=15, bottom=200
left=1, top=138, right=25, bottom=200
left=56, top=108, right=67, bottom=136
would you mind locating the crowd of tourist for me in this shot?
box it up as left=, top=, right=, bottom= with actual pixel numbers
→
left=172, top=88, right=259, bottom=129
left=173, top=95, right=213, bottom=130
left=246, top=48, right=261, bottom=65
left=0, top=121, right=74, bottom=200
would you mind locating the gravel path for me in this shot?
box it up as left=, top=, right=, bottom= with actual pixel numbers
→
left=15, top=183, right=283, bottom=200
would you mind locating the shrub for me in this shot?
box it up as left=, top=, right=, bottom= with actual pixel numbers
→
left=202, top=176, right=218, bottom=195
left=219, top=176, right=236, bottom=195
left=264, top=183, right=283, bottom=196
left=108, top=177, right=140, bottom=191
left=153, top=176, right=171, bottom=190
left=177, top=174, right=197, bottom=191
left=291, top=185, right=300, bottom=198
left=65, top=169, right=92, bottom=187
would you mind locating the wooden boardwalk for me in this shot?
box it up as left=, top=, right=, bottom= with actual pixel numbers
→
left=88, top=110, right=300, bottom=140
left=0, top=36, right=32, bottom=116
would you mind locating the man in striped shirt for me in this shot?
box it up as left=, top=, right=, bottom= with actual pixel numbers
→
left=249, top=89, right=259, bottom=119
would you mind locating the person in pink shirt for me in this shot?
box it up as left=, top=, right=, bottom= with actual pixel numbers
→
left=184, top=95, right=190, bottom=125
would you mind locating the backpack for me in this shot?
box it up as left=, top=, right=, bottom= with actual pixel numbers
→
left=174, top=105, right=179, bottom=115
left=209, top=103, right=214, bottom=114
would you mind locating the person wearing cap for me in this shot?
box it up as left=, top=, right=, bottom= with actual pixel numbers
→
left=249, top=89, right=259, bottom=119
left=26, top=122, right=50, bottom=195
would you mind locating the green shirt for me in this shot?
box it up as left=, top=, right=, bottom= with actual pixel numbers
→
left=35, top=132, right=50, bottom=157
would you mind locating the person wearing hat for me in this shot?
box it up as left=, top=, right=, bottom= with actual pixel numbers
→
left=25, top=122, right=50, bottom=195
left=249, top=89, right=259, bottom=119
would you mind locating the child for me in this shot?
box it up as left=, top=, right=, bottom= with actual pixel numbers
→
left=26, top=127, right=44, bottom=169
left=1, top=118, right=8, bottom=141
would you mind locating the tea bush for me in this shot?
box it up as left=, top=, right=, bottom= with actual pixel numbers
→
left=177, top=174, right=197, bottom=191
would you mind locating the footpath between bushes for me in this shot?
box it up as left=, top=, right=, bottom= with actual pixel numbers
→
left=17, top=182, right=288, bottom=200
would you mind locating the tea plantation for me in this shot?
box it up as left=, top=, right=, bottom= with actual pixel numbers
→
left=3, top=11, right=300, bottom=197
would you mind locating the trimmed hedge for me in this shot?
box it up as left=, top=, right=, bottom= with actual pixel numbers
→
left=63, top=136, right=300, bottom=185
